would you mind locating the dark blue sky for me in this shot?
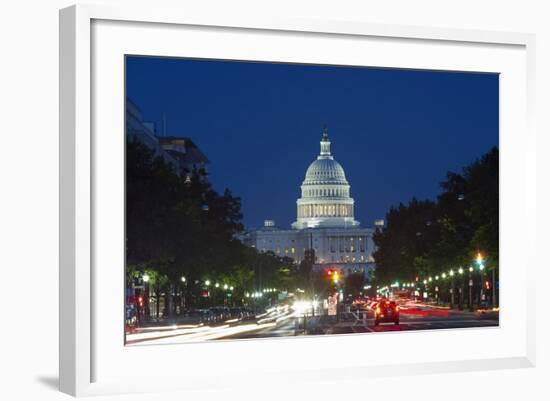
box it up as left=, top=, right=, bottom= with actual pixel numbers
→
left=126, top=56, right=498, bottom=229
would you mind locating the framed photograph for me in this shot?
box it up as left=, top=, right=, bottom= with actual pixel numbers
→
left=59, top=4, right=536, bottom=396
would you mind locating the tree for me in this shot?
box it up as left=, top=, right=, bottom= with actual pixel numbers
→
left=372, top=198, right=439, bottom=283
left=373, top=147, right=499, bottom=286
left=344, top=273, right=365, bottom=296
left=125, top=138, right=296, bottom=313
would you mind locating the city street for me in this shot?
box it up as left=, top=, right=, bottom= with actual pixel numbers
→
left=126, top=301, right=498, bottom=345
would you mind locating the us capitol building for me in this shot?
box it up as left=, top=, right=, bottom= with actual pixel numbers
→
left=240, top=128, right=383, bottom=280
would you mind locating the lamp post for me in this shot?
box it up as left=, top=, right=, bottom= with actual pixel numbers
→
left=449, top=269, right=455, bottom=309
left=180, top=276, right=187, bottom=312
left=204, top=280, right=211, bottom=307
left=142, top=273, right=150, bottom=321
left=468, top=266, right=474, bottom=311
left=477, top=253, right=485, bottom=308
left=458, top=268, right=464, bottom=310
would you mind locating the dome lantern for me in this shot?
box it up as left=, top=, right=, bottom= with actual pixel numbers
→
left=319, top=126, right=332, bottom=159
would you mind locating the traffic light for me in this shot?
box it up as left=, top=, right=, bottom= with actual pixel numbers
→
left=324, top=268, right=340, bottom=286
left=484, top=280, right=491, bottom=290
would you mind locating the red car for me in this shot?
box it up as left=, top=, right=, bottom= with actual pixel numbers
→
left=374, top=300, right=400, bottom=326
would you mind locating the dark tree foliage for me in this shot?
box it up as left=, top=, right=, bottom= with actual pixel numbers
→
left=373, top=147, right=499, bottom=284
left=344, top=273, right=365, bottom=296
left=126, top=139, right=296, bottom=306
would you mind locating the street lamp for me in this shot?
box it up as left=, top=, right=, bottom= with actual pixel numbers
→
left=141, top=273, right=150, bottom=321
left=457, top=269, right=464, bottom=309
left=180, top=276, right=187, bottom=313
left=476, top=252, right=486, bottom=308
left=205, top=280, right=211, bottom=286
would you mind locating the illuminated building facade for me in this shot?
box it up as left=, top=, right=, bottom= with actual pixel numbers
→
left=242, top=128, right=382, bottom=280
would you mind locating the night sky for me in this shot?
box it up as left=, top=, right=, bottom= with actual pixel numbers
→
left=126, top=56, right=498, bottom=229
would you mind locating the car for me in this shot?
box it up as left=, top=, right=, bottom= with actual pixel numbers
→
left=185, top=309, right=215, bottom=324
left=374, top=299, right=400, bottom=326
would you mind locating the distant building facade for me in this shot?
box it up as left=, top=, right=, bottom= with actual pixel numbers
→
left=240, top=129, right=383, bottom=281
left=126, top=97, right=209, bottom=178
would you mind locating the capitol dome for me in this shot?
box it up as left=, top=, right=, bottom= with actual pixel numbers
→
left=292, top=128, right=360, bottom=229
left=303, top=158, right=348, bottom=185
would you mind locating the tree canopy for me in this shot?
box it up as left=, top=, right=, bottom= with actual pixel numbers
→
left=373, top=147, right=498, bottom=284
left=126, top=138, right=296, bottom=306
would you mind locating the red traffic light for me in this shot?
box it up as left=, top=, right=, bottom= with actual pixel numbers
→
left=484, top=281, right=490, bottom=290
left=138, top=296, right=144, bottom=307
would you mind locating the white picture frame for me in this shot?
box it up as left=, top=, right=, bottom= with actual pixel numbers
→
left=59, top=4, right=536, bottom=397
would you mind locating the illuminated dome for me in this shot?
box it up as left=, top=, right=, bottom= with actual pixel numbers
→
left=292, top=128, right=360, bottom=229
left=303, top=158, right=348, bottom=185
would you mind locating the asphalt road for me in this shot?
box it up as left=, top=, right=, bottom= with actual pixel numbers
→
left=126, top=304, right=498, bottom=345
